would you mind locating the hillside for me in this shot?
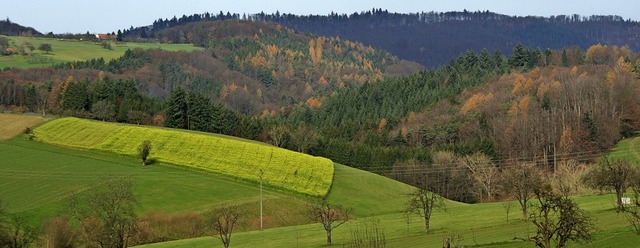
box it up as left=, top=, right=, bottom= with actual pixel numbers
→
left=0, top=19, right=41, bottom=36
left=0, top=20, right=420, bottom=118
left=123, top=10, right=640, bottom=68
left=269, top=10, right=640, bottom=67
left=33, top=117, right=334, bottom=197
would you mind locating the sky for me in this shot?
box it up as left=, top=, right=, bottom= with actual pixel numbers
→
left=2, top=0, right=639, bottom=34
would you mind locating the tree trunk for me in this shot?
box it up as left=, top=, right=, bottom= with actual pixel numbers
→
left=424, top=216, right=430, bottom=234
left=326, top=229, right=332, bottom=244
left=616, top=187, right=624, bottom=211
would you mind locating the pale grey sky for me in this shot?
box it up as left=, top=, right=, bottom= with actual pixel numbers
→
left=3, top=0, right=639, bottom=34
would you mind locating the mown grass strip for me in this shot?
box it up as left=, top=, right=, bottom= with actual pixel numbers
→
left=33, top=117, right=334, bottom=196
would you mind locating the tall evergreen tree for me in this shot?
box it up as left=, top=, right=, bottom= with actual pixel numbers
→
left=187, top=92, right=213, bottom=131
left=561, top=49, right=569, bottom=67
left=165, top=87, right=188, bottom=129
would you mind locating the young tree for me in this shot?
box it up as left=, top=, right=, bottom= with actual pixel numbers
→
left=405, top=186, right=445, bottom=234
left=138, top=140, right=151, bottom=166
left=68, top=176, right=138, bottom=248
left=206, top=205, right=240, bottom=248
left=307, top=200, right=352, bottom=244
left=501, top=162, right=543, bottom=220
left=583, top=157, right=639, bottom=211
left=518, top=185, right=594, bottom=248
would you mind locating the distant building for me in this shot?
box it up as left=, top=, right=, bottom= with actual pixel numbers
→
left=96, top=33, right=117, bottom=41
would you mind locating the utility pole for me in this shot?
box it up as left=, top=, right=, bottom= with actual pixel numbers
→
left=259, top=168, right=263, bottom=231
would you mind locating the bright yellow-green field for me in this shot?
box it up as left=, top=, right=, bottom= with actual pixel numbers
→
left=33, top=117, right=334, bottom=197
left=0, top=36, right=202, bottom=69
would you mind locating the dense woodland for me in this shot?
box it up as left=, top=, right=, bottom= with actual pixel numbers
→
left=2, top=18, right=640, bottom=204
left=119, top=10, right=640, bottom=68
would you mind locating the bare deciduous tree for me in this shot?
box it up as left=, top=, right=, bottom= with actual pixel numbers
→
left=462, top=152, right=498, bottom=201
left=307, top=200, right=352, bottom=244
left=583, top=156, right=639, bottom=211
left=405, top=187, right=444, bottom=234
left=206, top=205, right=240, bottom=248
left=551, top=160, right=587, bottom=197
left=501, top=162, right=543, bottom=220
left=517, top=185, right=594, bottom=248
left=68, top=176, right=138, bottom=248
left=267, top=124, right=289, bottom=148
left=624, top=184, right=640, bottom=235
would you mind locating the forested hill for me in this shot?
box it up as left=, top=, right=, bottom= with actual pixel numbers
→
left=1, top=20, right=419, bottom=117
left=124, top=10, right=640, bottom=67
left=268, top=10, right=640, bottom=67
left=0, top=19, right=41, bottom=36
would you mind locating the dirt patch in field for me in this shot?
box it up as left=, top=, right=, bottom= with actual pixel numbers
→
left=0, top=114, right=48, bottom=141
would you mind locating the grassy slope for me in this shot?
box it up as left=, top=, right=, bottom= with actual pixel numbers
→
left=139, top=136, right=640, bottom=248
left=33, top=117, right=334, bottom=197
left=0, top=135, right=311, bottom=227
left=0, top=113, right=47, bottom=140
left=0, top=36, right=201, bottom=69
left=138, top=193, right=638, bottom=248
left=608, top=135, right=640, bottom=164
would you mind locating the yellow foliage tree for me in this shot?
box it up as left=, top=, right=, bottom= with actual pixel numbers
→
left=616, top=56, right=633, bottom=73
left=305, top=83, right=313, bottom=94
left=378, top=118, right=388, bottom=132
left=306, top=97, right=323, bottom=109
left=586, top=43, right=611, bottom=65
left=401, top=126, right=409, bottom=138
left=250, top=53, right=267, bottom=67
left=407, top=111, right=416, bottom=124
left=220, top=85, right=229, bottom=100
left=228, top=82, right=238, bottom=92
left=460, top=92, right=494, bottom=114
left=318, top=76, right=328, bottom=86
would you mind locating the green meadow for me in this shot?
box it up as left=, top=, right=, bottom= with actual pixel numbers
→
left=0, top=134, right=311, bottom=228
left=0, top=35, right=202, bottom=69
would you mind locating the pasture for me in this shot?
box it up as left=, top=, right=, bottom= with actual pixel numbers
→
left=33, top=117, right=334, bottom=197
left=0, top=113, right=47, bottom=140
left=138, top=186, right=638, bottom=248
left=0, top=35, right=202, bottom=69
left=0, top=135, right=314, bottom=229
